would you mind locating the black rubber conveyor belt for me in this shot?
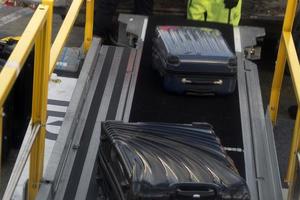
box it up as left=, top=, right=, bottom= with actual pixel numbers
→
left=129, top=16, right=245, bottom=177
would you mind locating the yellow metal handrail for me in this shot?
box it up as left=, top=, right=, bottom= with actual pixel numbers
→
left=1, top=4, right=51, bottom=199
left=0, top=0, right=94, bottom=199
left=49, top=0, right=94, bottom=77
left=84, top=0, right=94, bottom=53
left=0, top=8, right=47, bottom=107
left=269, top=0, right=300, bottom=199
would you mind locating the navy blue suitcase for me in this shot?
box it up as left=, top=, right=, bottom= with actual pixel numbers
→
left=152, top=26, right=237, bottom=95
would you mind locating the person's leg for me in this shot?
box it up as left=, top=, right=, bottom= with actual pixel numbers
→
left=134, top=0, right=153, bottom=15
left=94, top=0, right=120, bottom=38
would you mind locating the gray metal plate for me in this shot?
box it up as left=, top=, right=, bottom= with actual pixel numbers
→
left=235, top=26, right=283, bottom=200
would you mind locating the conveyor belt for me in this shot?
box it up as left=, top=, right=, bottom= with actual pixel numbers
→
left=37, top=15, right=282, bottom=200
left=130, top=16, right=245, bottom=177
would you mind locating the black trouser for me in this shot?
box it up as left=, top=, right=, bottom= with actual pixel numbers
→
left=94, top=0, right=153, bottom=38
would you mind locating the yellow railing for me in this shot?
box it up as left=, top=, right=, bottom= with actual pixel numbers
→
left=0, top=0, right=94, bottom=198
left=269, top=0, right=299, bottom=199
left=0, top=4, right=51, bottom=200
left=49, top=0, right=93, bottom=77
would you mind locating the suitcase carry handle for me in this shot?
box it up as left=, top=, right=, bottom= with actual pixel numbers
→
left=181, top=78, right=223, bottom=85
left=173, top=183, right=219, bottom=199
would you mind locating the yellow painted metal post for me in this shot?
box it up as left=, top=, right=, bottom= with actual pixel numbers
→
left=269, top=0, right=298, bottom=124
left=84, top=0, right=94, bottom=53
left=283, top=31, right=300, bottom=198
left=284, top=32, right=300, bottom=106
left=287, top=109, right=300, bottom=184
left=269, top=37, right=287, bottom=123
left=27, top=3, right=52, bottom=200
left=43, top=0, right=53, bottom=42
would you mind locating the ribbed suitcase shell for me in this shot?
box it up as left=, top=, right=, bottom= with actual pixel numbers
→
left=99, top=121, right=250, bottom=200
left=152, top=26, right=237, bottom=95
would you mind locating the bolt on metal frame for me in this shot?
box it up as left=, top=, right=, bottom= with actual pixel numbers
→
left=0, top=0, right=94, bottom=199
left=269, top=0, right=300, bottom=199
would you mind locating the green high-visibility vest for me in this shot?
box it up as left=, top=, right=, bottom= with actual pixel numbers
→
left=187, top=0, right=242, bottom=26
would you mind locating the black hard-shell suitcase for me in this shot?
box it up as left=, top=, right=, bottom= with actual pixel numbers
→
left=152, top=26, right=237, bottom=95
left=98, top=121, right=250, bottom=200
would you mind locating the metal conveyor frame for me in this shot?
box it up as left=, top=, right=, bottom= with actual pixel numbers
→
left=37, top=15, right=282, bottom=200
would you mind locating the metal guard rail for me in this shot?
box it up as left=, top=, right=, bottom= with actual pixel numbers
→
left=269, top=0, right=300, bottom=199
left=0, top=0, right=94, bottom=198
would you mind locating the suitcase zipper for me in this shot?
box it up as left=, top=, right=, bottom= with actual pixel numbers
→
left=181, top=78, right=223, bottom=85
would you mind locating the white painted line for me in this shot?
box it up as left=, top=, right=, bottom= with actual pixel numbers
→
left=48, top=76, right=77, bottom=101
left=141, top=18, right=148, bottom=41
left=234, top=27, right=242, bottom=53
left=0, top=9, right=32, bottom=27
left=46, top=125, right=61, bottom=135
left=47, top=116, right=64, bottom=124
left=224, top=147, right=244, bottom=152
left=47, top=104, right=68, bottom=113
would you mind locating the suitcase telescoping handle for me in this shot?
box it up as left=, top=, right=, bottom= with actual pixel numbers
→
left=172, top=183, right=219, bottom=199
left=181, top=78, right=223, bottom=86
